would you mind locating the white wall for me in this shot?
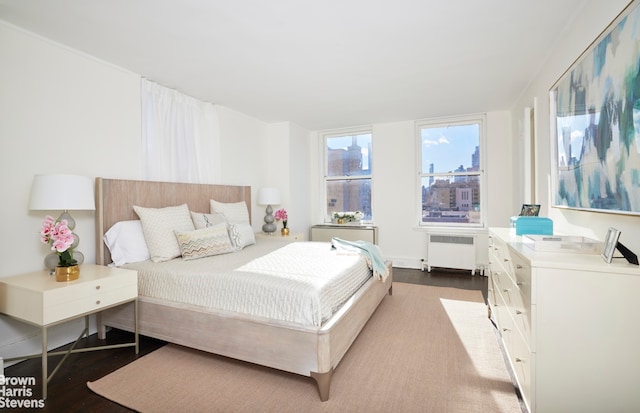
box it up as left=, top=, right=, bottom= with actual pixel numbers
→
left=0, top=22, right=142, bottom=359
left=309, top=111, right=513, bottom=269
left=511, top=0, right=640, bottom=254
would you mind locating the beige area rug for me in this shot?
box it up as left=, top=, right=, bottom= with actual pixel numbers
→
left=88, top=282, right=521, bottom=413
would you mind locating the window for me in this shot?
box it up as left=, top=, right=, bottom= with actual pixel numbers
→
left=417, top=115, right=485, bottom=227
left=323, top=130, right=373, bottom=222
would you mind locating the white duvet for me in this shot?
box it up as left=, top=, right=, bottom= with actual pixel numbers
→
left=123, top=240, right=372, bottom=327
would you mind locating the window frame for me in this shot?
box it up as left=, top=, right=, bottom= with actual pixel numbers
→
left=321, top=127, right=374, bottom=224
left=415, top=114, right=487, bottom=229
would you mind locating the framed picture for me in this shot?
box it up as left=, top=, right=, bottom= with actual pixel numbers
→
left=601, top=227, right=621, bottom=263
left=550, top=1, right=640, bottom=216
left=519, top=204, right=540, bottom=216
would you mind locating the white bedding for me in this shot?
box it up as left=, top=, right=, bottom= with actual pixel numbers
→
left=123, top=240, right=372, bottom=327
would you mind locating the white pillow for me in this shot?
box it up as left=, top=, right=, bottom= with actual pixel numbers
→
left=190, top=211, right=227, bottom=229
left=175, top=223, right=235, bottom=260
left=229, top=222, right=256, bottom=249
left=210, top=199, right=250, bottom=224
left=103, top=220, right=150, bottom=266
left=133, top=204, right=195, bottom=262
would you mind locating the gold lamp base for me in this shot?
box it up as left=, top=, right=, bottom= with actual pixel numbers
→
left=55, top=265, right=80, bottom=282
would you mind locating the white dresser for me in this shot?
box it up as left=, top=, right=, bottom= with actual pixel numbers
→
left=488, top=228, right=640, bottom=413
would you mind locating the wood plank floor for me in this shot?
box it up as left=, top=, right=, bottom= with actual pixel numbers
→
left=2, top=267, right=487, bottom=413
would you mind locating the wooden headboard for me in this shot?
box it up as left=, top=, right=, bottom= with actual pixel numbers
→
left=95, top=178, right=251, bottom=265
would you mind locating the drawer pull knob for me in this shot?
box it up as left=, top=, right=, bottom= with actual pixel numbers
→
left=96, top=300, right=101, bottom=305
left=516, top=310, right=523, bottom=315
left=503, top=289, right=510, bottom=293
left=516, top=281, right=523, bottom=286
left=96, top=285, right=101, bottom=290
left=502, top=328, right=510, bottom=332
left=515, top=358, right=524, bottom=363
left=516, top=264, right=523, bottom=269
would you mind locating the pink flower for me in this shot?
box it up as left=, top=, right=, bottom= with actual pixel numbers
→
left=274, top=209, right=288, bottom=221
left=39, top=216, right=78, bottom=267
left=40, top=217, right=73, bottom=253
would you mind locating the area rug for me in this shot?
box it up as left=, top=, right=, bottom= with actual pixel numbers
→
left=88, top=282, right=521, bottom=412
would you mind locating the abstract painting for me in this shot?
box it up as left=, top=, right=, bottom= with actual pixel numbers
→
left=550, top=1, right=640, bottom=215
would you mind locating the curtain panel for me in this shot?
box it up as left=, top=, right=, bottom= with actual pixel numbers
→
left=141, top=78, right=221, bottom=184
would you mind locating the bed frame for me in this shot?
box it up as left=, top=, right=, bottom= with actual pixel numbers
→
left=94, top=177, right=392, bottom=401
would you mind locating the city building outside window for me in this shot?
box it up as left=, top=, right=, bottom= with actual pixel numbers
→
left=323, top=129, right=373, bottom=222
left=417, top=115, right=485, bottom=227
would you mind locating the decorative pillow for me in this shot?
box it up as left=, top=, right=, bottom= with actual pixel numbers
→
left=227, top=223, right=243, bottom=250
left=175, top=224, right=235, bottom=260
left=133, top=204, right=195, bottom=262
left=190, top=211, right=227, bottom=229
left=210, top=199, right=250, bottom=224
left=229, top=222, right=256, bottom=249
left=103, top=220, right=150, bottom=266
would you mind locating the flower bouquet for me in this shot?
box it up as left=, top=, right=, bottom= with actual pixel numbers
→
left=332, top=210, right=364, bottom=224
left=40, top=215, right=80, bottom=281
left=275, top=209, right=289, bottom=235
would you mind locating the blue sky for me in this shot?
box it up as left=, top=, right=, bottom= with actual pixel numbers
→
left=421, top=124, right=479, bottom=173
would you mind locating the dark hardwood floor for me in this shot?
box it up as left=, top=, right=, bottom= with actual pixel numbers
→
left=2, top=267, right=487, bottom=412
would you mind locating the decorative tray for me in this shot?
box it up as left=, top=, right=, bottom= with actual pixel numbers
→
left=523, top=235, right=601, bottom=253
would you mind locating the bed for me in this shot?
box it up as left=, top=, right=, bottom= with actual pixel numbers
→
left=94, top=177, right=393, bottom=401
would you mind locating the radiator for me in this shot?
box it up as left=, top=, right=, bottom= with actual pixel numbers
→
left=426, top=234, right=477, bottom=275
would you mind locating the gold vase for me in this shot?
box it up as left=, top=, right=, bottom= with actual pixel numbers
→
left=281, top=227, right=290, bottom=236
left=337, top=218, right=344, bottom=224
left=55, top=265, right=80, bottom=282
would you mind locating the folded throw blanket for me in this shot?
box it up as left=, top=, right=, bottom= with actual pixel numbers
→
left=330, top=237, right=389, bottom=282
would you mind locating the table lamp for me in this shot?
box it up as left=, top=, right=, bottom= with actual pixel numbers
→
left=257, top=187, right=281, bottom=234
left=29, top=174, right=95, bottom=270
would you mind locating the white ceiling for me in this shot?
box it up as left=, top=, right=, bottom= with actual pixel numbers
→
left=0, top=0, right=589, bottom=130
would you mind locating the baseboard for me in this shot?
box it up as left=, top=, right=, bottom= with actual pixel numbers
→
left=388, top=256, right=425, bottom=270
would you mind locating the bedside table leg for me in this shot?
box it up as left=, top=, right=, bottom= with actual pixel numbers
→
left=41, top=326, right=47, bottom=400
left=134, top=299, right=139, bottom=354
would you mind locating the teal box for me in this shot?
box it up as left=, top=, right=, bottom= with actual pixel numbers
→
left=513, top=216, right=553, bottom=235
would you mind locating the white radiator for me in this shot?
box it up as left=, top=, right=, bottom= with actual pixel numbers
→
left=426, top=234, right=477, bottom=275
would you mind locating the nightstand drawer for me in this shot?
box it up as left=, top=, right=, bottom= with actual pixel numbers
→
left=43, top=271, right=135, bottom=307
left=45, top=284, right=137, bottom=324
left=42, top=269, right=137, bottom=324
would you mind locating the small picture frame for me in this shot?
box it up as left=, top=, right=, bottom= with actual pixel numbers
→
left=601, top=227, right=621, bottom=263
left=519, top=204, right=540, bottom=216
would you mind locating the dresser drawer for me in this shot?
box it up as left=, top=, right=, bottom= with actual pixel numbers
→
left=511, top=253, right=532, bottom=303
left=506, top=325, right=532, bottom=410
left=492, top=283, right=512, bottom=335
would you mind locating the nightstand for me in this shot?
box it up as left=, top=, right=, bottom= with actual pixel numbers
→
left=0, top=264, right=138, bottom=399
left=255, top=232, right=306, bottom=241
left=310, top=224, right=378, bottom=244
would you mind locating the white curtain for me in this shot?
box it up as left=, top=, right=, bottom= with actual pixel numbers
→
left=141, top=78, right=221, bottom=183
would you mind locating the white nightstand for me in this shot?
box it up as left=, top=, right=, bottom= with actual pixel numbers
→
left=0, top=264, right=138, bottom=399
left=255, top=232, right=306, bottom=241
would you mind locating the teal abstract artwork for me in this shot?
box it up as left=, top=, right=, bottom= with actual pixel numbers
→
left=551, top=1, right=640, bottom=215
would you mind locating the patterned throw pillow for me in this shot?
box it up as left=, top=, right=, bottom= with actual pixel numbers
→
left=133, top=204, right=195, bottom=262
left=190, top=211, right=227, bottom=229
left=175, top=224, right=235, bottom=260
left=228, top=222, right=256, bottom=249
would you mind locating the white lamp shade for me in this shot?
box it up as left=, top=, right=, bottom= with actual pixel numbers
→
left=257, top=187, right=281, bottom=205
left=29, top=174, right=95, bottom=211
